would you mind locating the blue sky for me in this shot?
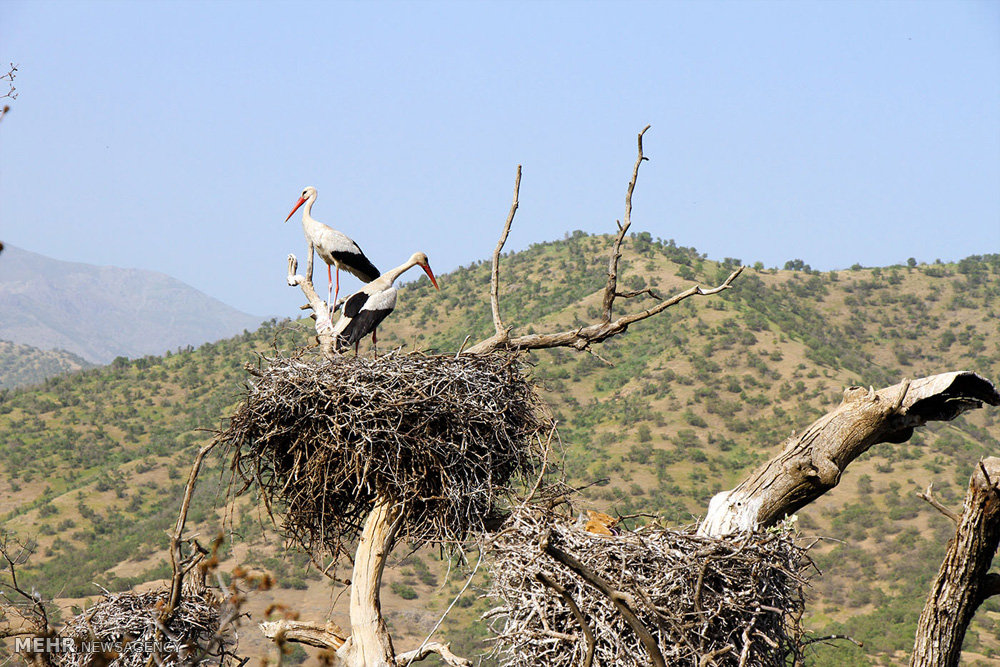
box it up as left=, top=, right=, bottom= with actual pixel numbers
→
left=2, top=0, right=998, bottom=317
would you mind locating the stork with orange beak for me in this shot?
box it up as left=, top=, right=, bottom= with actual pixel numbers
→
left=333, top=252, right=439, bottom=354
left=285, top=186, right=380, bottom=310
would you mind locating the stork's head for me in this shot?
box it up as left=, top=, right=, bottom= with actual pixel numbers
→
left=284, top=186, right=317, bottom=222
left=412, top=252, right=439, bottom=290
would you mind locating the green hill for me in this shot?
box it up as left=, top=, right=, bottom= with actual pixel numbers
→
left=0, top=340, right=93, bottom=389
left=0, top=234, right=997, bottom=665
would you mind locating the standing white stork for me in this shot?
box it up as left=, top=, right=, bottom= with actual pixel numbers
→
left=333, top=251, right=439, bottom=354
left=284, top=186, right=381, bottom=310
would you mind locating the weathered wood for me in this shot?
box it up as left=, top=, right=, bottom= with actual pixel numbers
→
left=910, top=457, right=1000, bottom=667
left=464, top=268, right=742, bottom=355
left=699, top=372, right=1000, bottom=536
left=259, top=619, right=346, bottom=650
left=286, top=251, right=337, bottom=358
left=395, top=642, right=473, bottom=666
left=335, top=496, right=401, bottom=667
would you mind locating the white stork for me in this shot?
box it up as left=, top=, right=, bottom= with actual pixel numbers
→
left=284, top=186, right=380, bottom=310
left=333, top=251, right=439, bottom=354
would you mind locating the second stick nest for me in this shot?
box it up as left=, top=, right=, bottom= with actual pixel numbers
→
left=223, top=351, right=548, bottom=555
left=55, top=589, right=235, bottom=666
left=486, top=506, right=810, bottom=667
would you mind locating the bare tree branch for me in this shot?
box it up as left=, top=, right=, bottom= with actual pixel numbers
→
left=259, top=619, right=347, bottom=649
left=0, top=534, right=52, bottom=654
left=394, top=642, right=472, bottom=667
left=700, top=372, right=1000, bottom=536
left=0, top=63, right=17, bottom=124
left=465, top=125, right=744, bottom=356
left=490, top=165, right=521, bottom=338
left=465, top=267, right=742, bottom=355
left=917, top=483, right=960, bottom=526
left=166, top=440, right=220, bottom=613
left=602, top=124, right=650, bottom=322
left=286, top=252, right=337, bottom=357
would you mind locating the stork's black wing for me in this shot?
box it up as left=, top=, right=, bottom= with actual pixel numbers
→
left=343, top=291, right=371, bottom=319
left=336, top=307, right=392, bottom=348
left=332, top=246, right=380, bottom=284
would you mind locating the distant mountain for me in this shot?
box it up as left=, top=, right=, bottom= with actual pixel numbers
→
left=0, top=245, right=265, bottom=363
left=0, top=340, right=93, bottom=389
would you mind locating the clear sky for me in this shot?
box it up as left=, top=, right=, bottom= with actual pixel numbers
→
left=1, top=0, right=998, bottom=318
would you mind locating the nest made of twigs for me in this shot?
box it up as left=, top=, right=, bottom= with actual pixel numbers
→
left=486, top=506, right=810, bottom=667
left=222, top=350, right=548, bottom=556
left=54, top=589, right=235, bottom=667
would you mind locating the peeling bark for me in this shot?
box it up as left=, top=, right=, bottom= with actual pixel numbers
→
left=699, top=372, right=1000, bottom=536
left=910, top=457, right=1000, bottom=667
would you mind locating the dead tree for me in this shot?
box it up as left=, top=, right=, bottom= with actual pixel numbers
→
left=699, top=373, right=1000, bottom=536
left=257, top=125, right=747, bottom=665
left=46, top=440, right=244, bottom=667
left=463, top=128, right=1000, bottom=665
left=910, top=457, right=1000, bottom=667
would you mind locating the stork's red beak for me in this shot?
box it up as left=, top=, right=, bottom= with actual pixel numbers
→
left=422, top=264, right=439, bottom=290
left=284, top=196, right=306, bottom=222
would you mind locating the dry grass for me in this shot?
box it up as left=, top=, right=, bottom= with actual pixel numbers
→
left=486, top=506, right=811, bottom=667
left=221, top=350, right=549, bottom=558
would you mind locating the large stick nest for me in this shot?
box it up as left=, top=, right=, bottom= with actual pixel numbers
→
left=486, top=506, right=810, bottom=666
left=54, top=589, right=235, bottom=666
left=222, top=351, right=548, bottom=555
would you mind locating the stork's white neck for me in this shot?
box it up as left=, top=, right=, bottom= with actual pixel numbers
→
left=382, top=258, right=416, bottom=286
left=381, top=254, right=423, bottom=287
left=298, top=194, right=324, bottom=241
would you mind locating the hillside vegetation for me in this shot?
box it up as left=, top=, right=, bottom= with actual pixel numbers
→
left=0, top=233, right=997, bottom=665
left=0, top=340, right=92, bottom=389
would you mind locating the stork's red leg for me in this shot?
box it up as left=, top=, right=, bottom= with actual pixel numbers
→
left=326, top=264, right=334, bottom=314
left=334, top=266, right=340, bottom=307
left=372, top=328, right=378, bottom=357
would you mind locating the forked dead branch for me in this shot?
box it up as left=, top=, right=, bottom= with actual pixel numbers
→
left=465, top=125, right=744, bottom=356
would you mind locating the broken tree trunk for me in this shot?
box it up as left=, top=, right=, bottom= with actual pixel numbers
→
left=699, top=372, right=1000, bottom=536
left=910, top=457, right=1000, bottom=667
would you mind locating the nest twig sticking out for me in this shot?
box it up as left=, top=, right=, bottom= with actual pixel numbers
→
left=222, top=351, right=548, bottom=558
left=54, top=589, right=234, bottom=667
left=486, top=506, right=810, bottom=667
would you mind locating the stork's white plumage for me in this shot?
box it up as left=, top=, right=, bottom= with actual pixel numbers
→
left=333, top=251, right=439, bottom=354
left=285, top=186, right=380, bottom=309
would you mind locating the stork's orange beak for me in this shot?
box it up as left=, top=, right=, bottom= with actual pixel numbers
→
left=284, top=196, right=305, bottom=222
left=423, top=264, right=439, bottom=290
